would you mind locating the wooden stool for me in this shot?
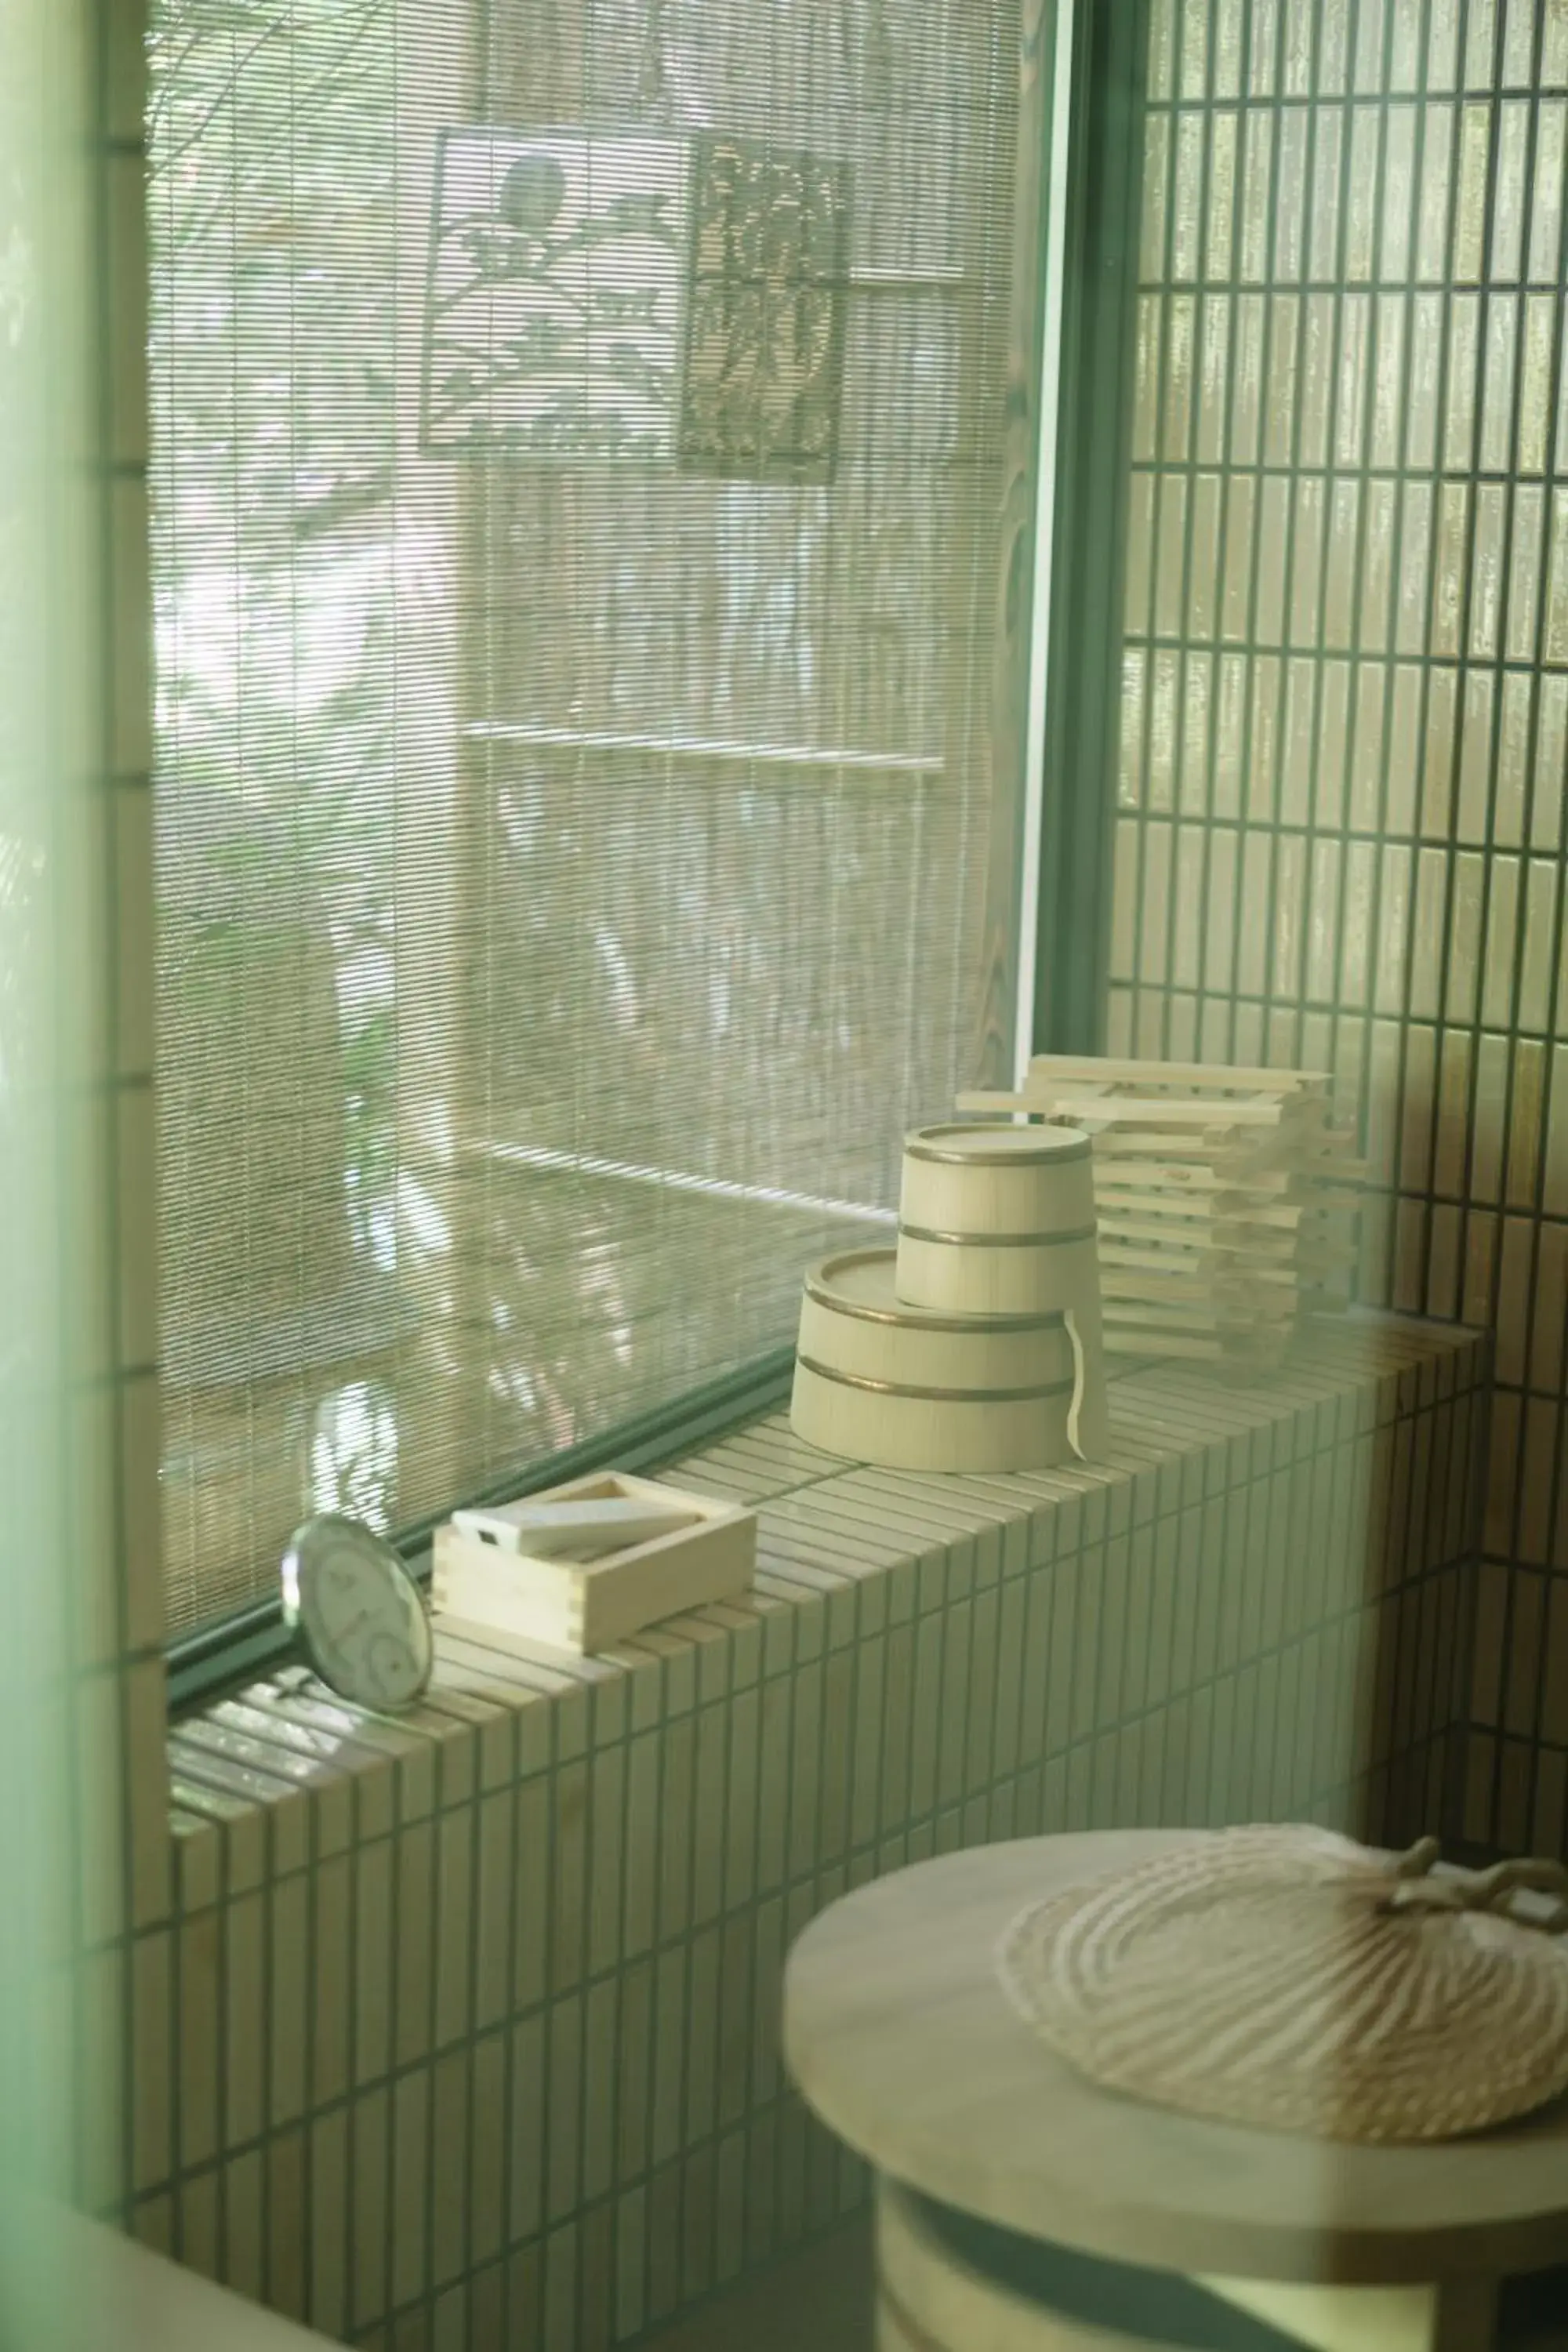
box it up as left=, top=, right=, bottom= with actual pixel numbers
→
left=782, top=1833, right=1568, bottom=2352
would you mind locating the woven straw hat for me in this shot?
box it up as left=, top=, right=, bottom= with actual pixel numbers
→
left=996, top=1825, right=1568, bottom=2143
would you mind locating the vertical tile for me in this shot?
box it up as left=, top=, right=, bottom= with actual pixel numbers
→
left=514, top=1775, right=550, bottom=2017
left=354, top=1838, right=394, bottom=2088
left=77, top=1940, right=128, bottom=2217
left=120, top=1370, right=164, bottom=1657
left=964, top=1583, right=1000, bottom=1799
left=215, top=1889, right=264, bottom=2155
left=646, top=2161, right=683, bottom=2324
left=270, top=1871, right=310, bottom=2129
left=127, top=1659, right=172, bottom=1931
left=685, top=1926, right=720, bottom=2148
left=314, top=1852, right=353, bottom=2108
left=934, top=1595, right=973, bottom=1812
left=543, top=2220, right=578, bottom=2352
left=310, top=2107, right=349, bottom=2338
left=725, top=1683, right=761, bottom=1906
left=582, top=1976, right=619, bottom=2204
left=849, top=1638, right=885, bottom=1853
left=550, top=1763, right=588, bottom=1994
left=431, top=2048, right=469, bottom=2288
left=176, top=1909, right=220, bottom=2176
left=508, top=2011, right=546, bottom=2247
left=649, top=1947, right=686, bottom=2172
left=468, top=2030, right=506, bottom=2274
left=223, top=2146, right=264, bottom=2301
left=545, top=1994, right=583, bottom=2225
left=622, top=1730, right=661, bottom=1951
left=390, top=2064, right=431, bottom=2313
left=907, top=1595, right=944, bottom=1820
left=655, top=1715, right=694, bottom=1947
left=615, top=2186, right=648, bottom=2343
left=749, top=1898, right=784, bottom=2113
left=178, top=2166, right=220, bottom=2281
left=434, top=2285, right=468, bottom=2352
left=691, top=1702, right=730, bottom=1921
left=581, top=2201, right=615, bottom=2352
left=432, top=1806, right=474, bottom=2054
left=474, top=1788, right=514, bottom=2034
left=351, top=2088, right=390, bottom=2332
left=132, top=1929, right=172, bottom=2194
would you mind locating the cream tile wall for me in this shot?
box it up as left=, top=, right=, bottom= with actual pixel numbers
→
left=141, top=1318, right=1483, bottom=2350
left=1112, top=0, right=1568, bottom=1858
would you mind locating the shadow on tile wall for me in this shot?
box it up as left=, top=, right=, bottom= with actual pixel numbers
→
left=1112, top=0, right=1567, bottom=1855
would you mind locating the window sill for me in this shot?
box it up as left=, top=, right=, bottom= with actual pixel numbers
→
left=138, top=1308, right=1488, bottom=2322
left=164, top=1308, right=1485, bottom=1898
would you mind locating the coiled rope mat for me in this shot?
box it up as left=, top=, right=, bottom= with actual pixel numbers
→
left=996, top=1824, right=1568, bottom=2143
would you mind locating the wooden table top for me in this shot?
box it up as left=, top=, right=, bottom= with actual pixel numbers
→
left=782, top=1831, right=1568, bottom=2287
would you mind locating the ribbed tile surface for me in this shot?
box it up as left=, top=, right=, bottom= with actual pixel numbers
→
left=143, top=1316, right=1483, bottom=2350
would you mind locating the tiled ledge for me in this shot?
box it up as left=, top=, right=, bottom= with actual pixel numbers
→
left=164, top=1312, right=1485, bottom=1897
left=142, top=1311, right=1487, bottom=2348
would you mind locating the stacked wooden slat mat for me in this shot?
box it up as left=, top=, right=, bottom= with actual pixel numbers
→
left=960, top=1057, right=1364, bottom=1372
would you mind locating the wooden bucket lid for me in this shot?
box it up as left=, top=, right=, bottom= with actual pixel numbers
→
left=905, top=1122, right=1091, bottom=1167
left=997, top=1826, right=1568, bottom=2143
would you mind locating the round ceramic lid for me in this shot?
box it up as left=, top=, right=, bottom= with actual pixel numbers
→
left=997, top=1825, right=1568, bottom=2144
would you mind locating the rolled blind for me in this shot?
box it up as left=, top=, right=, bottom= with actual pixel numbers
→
left=150, top=0, right=1044, bottom=1639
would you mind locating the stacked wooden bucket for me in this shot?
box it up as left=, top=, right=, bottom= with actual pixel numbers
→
left=791, top=1123, right=1109, bottom=1472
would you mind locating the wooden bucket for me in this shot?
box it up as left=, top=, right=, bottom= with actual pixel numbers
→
left=790, top=1248, right=1080, bottom=1473
left=895, top=1123, right=1109, bottom=1456
left=896, top=1122, right=1099, bottom=1315
left=900, top=1120, right=1093, bottom=1223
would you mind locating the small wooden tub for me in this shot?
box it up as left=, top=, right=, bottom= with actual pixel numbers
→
left=897, top=1122, right=1100, bottom=1319
left=895, top=1123, right=1109, bottom=1457
left=790, top=1248, right=1079, bottom=1473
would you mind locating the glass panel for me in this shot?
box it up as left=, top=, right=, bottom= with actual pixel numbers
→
left=149, top=0, right=1043, bottom=1637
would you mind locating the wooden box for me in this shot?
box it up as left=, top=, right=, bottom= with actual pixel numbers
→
left=431, top=1471, right=756, bottom=1654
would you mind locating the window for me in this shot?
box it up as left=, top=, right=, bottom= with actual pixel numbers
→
left=150, top=0, right=1054, bottom=1639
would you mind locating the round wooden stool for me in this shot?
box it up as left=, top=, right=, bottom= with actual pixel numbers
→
left=782, top=1832, right=1568, bottom=2352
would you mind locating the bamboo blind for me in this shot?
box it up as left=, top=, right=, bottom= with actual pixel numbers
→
left=149, top=0, right=1038, bottom=1637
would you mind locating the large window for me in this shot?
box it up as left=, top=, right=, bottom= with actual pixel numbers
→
left=150, top=0, right=1051, bottom=1639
